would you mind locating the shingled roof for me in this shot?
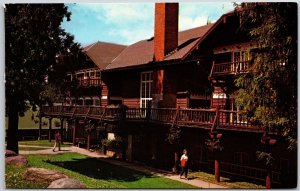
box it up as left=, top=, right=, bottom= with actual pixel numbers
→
left=83, top=41, right=127, bottom=70
left=106, top=23, right=213, bottom=70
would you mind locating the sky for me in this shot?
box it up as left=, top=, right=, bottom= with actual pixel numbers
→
left=61, top=3, right=235, bottom=47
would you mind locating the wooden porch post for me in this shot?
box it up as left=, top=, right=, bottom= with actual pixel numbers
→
left=266, top=167, right=272, bottom=189
left=215, top=157, right=220, bottom=182
left=48, top=118, right=52, bottom=142
left=38, top=116, right=42, bottom=140
left=72, top=119, right=77, bottom=146
left=87, top=128, right=91, bottom=150
left=60, top=118, right=64, bottom=144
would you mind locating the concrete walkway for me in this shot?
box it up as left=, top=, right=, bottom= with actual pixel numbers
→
left=19, top=145, right=226, bottom=189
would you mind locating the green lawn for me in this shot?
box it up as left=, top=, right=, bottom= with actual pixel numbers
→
left=189, top=171, right=265, bottom=189
left=19, top=140, right=73, bottom=147
left=6, top=153, right=198, bottom=189
left=19, top=146, right=49, bottom=151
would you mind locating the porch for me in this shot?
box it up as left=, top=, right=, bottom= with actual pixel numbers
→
left=40, top=105, right=263, bottom=132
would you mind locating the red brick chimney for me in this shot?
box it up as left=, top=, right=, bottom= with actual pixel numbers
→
left=154, top=3, right=179, bottom=61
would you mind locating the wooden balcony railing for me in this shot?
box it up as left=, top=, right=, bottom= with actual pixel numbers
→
left=208, top=161, right=281, bottom=184
left=126, top=108, right=147, bottom=120
left=78, top=78, right=101, bottom=87
left=210, top=61, right=253, bottom=78
left=218, top=110, right=255, bottom=129
left=40, top=106, right=262, bottom=131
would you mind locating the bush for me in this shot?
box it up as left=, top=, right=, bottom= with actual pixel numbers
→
left=101, top=136, right=123, bottom=149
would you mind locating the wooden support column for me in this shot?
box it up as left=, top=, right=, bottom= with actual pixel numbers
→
left=87, top=128, right=91, bottom=150
left=72, top=120, right=77, bottom=146
left=215, top=158, right=220, bottom=182
left=60, top=118, right=64, bottom=144
left=48, top=118, right=52, bottom=142
left=38, top=116, right=42, bottom=140
left=260, top=131, right=276, bottom=189
left=266, top=167, right=272, bottom=189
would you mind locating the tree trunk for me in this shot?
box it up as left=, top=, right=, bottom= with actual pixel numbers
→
left=7, top=99, right=19, bottom=154
left=38, top=116, right=42, bottom=140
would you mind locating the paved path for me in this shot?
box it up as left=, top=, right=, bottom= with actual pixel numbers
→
left=19, top=145, right=226, bottom=189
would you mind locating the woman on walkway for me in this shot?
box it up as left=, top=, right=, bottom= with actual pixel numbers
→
left=179, top=149, right=188, bottom=180
left=53, top=131, right=61, bottom=152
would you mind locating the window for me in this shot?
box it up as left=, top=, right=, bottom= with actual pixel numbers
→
left=77, top=99, right=84, bottom=105
left=140, top=71, right=153, bottom=108
left=233, top=50, right=251, bottom=72
left=85, top=99, right=93, bottom=106
left=94, top=99, right=100, bottom=106
left=96, top=71, right=101, bottom=78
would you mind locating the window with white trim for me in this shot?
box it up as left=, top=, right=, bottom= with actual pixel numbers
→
left=140, top=71, right=153, bottom=108
left=233, top=50, right=251, bottom=72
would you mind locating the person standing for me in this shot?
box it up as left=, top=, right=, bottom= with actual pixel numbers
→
left=180, top=149, right=188, bottom=180
left=53, top=131, right=61, bottom=152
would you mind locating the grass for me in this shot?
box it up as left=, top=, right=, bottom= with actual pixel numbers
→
left=189, top=170, right=265, bottom=189
left=5, top=165, right=48, bottom=188
left=19, top=146, right=49, bottom=151
left=19, top=140, right=73, bottom=147
left=6, top=153, right=198, bottom=189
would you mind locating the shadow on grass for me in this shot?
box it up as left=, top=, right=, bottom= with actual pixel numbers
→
left=45, top=157, right=154, bottom=182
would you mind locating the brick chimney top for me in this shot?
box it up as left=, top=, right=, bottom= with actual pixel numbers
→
left=154, top=3, right=179, bottom=62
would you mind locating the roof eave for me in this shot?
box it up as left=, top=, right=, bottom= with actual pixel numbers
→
left=181, top=10, right=237, bottom=60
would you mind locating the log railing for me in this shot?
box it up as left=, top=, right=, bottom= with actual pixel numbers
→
left=177, top=108, right=216, bottom=125
left=126, top=108, right=147, bottom=119
left=151, top=108, right=177, bottom=123
left=210, top=61, right=253, bottom=77
left=78, top=78, right=101, bottom=87
left=218, top=110, right=254, bottom=129
left=210, top=161, right=281, bottom=184
left=40, top=105, right=261, bottom=130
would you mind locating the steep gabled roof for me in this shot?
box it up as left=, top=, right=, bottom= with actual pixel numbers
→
left=106, top=23, right=213, bottom=70
left=83, top=41, right=127, bottom=70
left=182, top=10, right=237, bottom=59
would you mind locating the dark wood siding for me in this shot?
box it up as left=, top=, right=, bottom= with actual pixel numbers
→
left=123, top=98, right=140, bottom=108
left=176, top=97, right=189, bottom=108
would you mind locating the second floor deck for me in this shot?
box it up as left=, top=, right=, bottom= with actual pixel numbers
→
left=40, top=105, right=263, bottom=132
left=210, top=60, right=253, bottom=79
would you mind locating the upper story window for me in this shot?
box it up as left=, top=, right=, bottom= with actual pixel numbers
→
left=233, top=50, right=250, bottom=63
left=96, top=71, right=101, bottom=78
left=140, top=71, right=153, bottom=108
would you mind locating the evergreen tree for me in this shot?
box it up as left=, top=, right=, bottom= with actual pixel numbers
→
left=234, top=3, right=297, bottom=150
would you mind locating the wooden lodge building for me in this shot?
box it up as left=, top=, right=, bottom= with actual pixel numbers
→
left=40, top=3, right=296, bottom=188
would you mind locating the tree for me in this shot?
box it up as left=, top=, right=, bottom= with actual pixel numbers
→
left=234, top=3, right=297, bottom=150
left=5, top=4, right=84, bottom=154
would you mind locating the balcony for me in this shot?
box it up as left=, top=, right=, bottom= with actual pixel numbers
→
left=78, top=78, right=101, bottom=87
left=40, top=105, right=263, bottom=132
left=210, top=61, right=253, bottom=79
